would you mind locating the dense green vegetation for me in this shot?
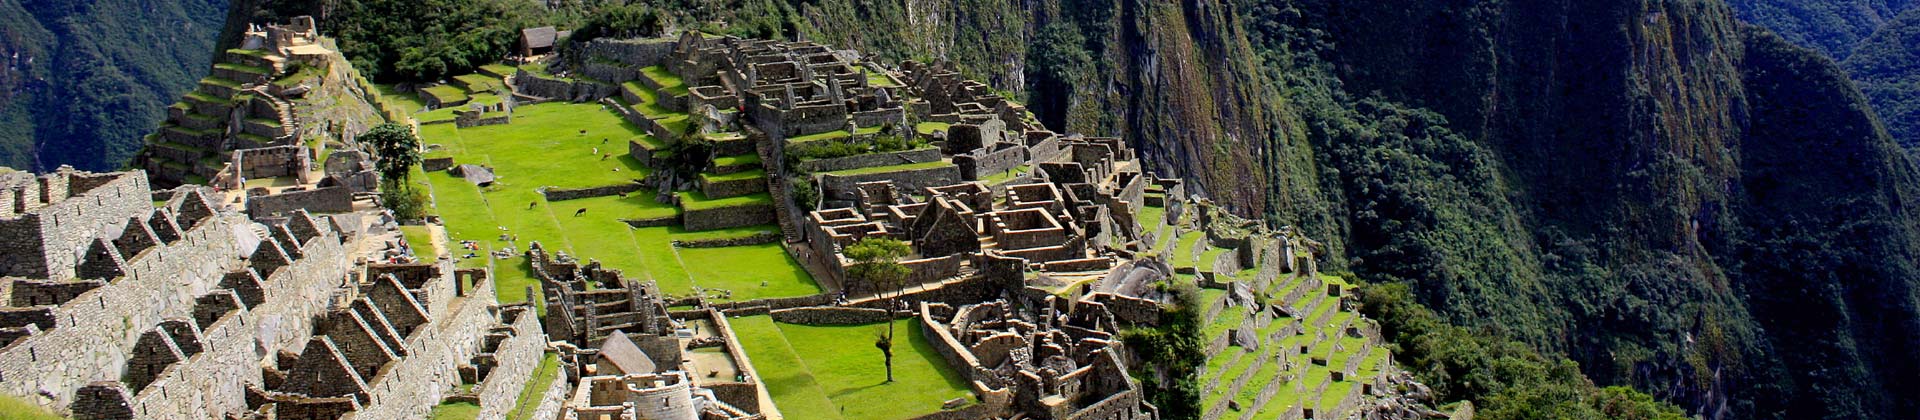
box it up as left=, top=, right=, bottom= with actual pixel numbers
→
left=1843, top=8, right=1920, bottom=151
left=1119, top=282, right=1204, bottom=419
left=0, top=0, right=227, bottom=171
left=1726, top=0, right=1912, bottom=59
left=1358, top=281, right=1687, bottom=419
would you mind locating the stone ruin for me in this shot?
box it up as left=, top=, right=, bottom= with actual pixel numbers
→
left=0, top=167, right=550, bottom=419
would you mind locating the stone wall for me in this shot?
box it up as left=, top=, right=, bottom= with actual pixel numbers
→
left=794, top=147, right=942, bottom=173
left=767, top=307, right=900, bottom=325
left=233, top=146, right=311, bottom=180
left=699, top=175, right=766, bottom=199
left=679, top=203, right=775, bottom=232
left=0, top=211, right=350, bottom=417
left=246, top=186, right=353, bottom=218
left=818, top=164, right=961, bottom=201
left=540, top=183, right=644, bottom=202
left=955, top=145, right=1027, bottom=181
left=516, top=73, right=575, bottom=100
left=0, top=170, right=153, bottom=280
left=474, top=309, right=546, bottom=419
left=673, top=231, right=780, bottom=248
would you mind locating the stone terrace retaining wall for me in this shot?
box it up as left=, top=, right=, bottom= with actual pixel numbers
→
left=541, top=183, right=645, bottom=201
left=246, top=186, right=353, bottom=218
left=794, top=148, right=943, bottom=174
left=818, top=164, right=961, bottom=201
left=475, top=308, right=546, bottom=419
left=680, top=202, right=775, bottom=232
left=674, top=231, right=779, bottom=248
left=768, top=307, right=899, bottom=325
left=700, top=176, right=766, bottom=199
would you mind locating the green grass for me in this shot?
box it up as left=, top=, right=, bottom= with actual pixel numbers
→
left=373, top=84, right=427, bottom=115
left=453, top=73, right=504, bottom=93
left=789, top=130, right=852, bottom=143
left=820, top=161, right=954, bottom=177
left=214, top=61, right=270, bottom=75
left=701, top=169, right=767, bottom=184
left=713, top=153, right=762, bottom=168
left=416, top=102, right=814, bottom=301
left=200, top=76, right=241, bottom=89
left=184, top=90, right=233, bottom=106
left=400, top=225, right=438, bottom=259
left=479, top=63, right=518, bottom=78
left=1199, top=246, right=1231, bottom=272
left=422, top=85, right=469, bottom=104
left=1173, top=231, right=1205, bottom=268
left=730, top=316, right=972, bottom=420
left=508, top=352, right=560, bottom=420
left=0, top=394, right=62, bottom=420
left=979, top=164, right=1029, bottom=185
left=679, top=191, right=773, bottom=212
left=864, top=68, right=902, bottom=88
left=430, top=401, right=481, bottom=420
left=641, top=65, right=689, bottom=96
left=914, top=121, right=951, bottom=135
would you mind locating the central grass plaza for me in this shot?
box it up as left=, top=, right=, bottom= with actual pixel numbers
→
left=410, top=102, right=817, bottom=305
left=407, top=99, right=969, bottom=419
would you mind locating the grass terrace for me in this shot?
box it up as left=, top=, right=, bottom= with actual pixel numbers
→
left=454, top=73, right=504, bottom=92
left=712, top=153, right=762, bottom=168
left=640, top=65, right=689, bottom=96
left=864, top=68, right=902, bottom=88
left=480, top=63, right=519, bottom=78
left=422, top=85, right=470, bottom=105
left=507, top=352, right=560, bottom=420
left=429, top=401, right=480, bottom=420
left=979, top=164, right=1029, bottom=185
left=914, top=121, right=952, bottom=135
left=372, top=84, right=427, bottom=116
left=678, top=191, right=774, bottom=212
left=730, top=316, right=973, bottom=420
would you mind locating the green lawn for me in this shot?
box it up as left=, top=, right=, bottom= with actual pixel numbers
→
left=1173, top=231, right=1205, bottom=268
left=914, top=122, right=951, bottom=135
left=713, top=153, right=762, bottom=168
left=0, top=394, right=61, bottom=420
left=731, top=316, right=972, bottom=420
left=400, top=225, right=438, bottom=259
left=508, top=352, right=560, bottom=420
left=430, top=401, right=481, bottom=420
left=864, top=68, right=902, bottom=88
left=979, top=164, right=1029, bottom=185
left=416, top=102, right=814, bottom=301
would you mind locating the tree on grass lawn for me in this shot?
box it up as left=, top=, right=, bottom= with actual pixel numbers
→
left=846, top=237, right=912, bottom=382
left=361, top=123, right=421, bottom=188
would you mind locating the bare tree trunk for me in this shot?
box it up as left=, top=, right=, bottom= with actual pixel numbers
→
left=885, top=291, right=897, bottom=382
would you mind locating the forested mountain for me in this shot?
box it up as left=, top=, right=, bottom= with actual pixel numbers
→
left=1728, top=0, right=1920, bottom=153
left=0, top=0, right=228, bottom=171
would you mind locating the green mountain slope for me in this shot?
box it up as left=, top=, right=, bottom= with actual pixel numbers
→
left=0, top=0, right=228, bottom=171
left=1725, top=0, right=1912, bottom=59
left=1844, top=8, right=1920, bottom=152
